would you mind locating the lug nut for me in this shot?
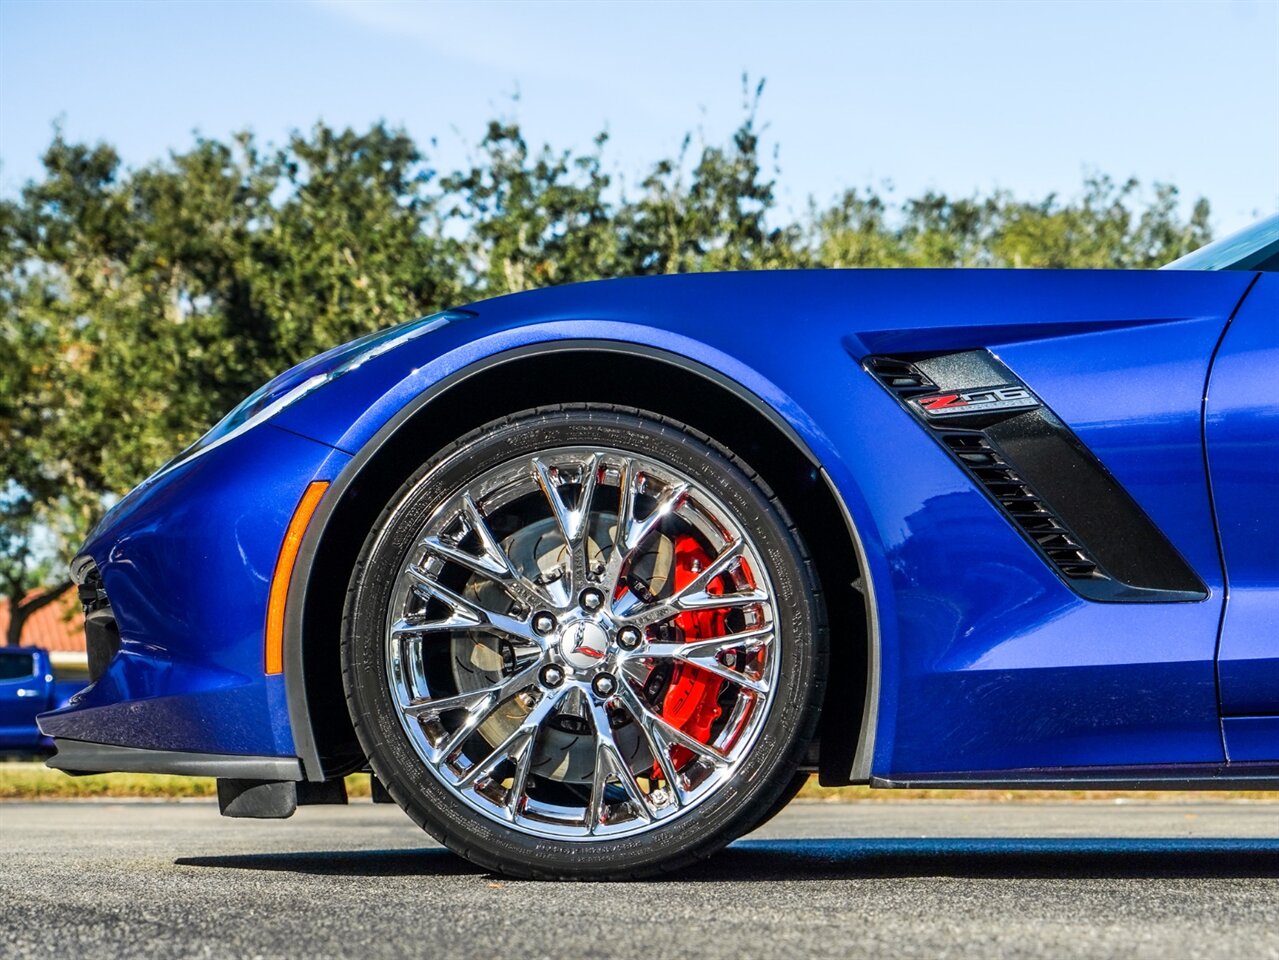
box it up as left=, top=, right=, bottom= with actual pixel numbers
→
left=579, top=588, right=604, bottom=611
left=591, top=673, right=617, bottom=697
left=532, top=612, right=557, bottom=635
left=539, top=664, right=565, bottom=688
left=617, top=626, right=643, bottom=650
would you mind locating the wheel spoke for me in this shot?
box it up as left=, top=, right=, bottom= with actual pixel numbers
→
left=618, top=683, right=684, bottom=804
left=532, top=455, right=599, bottom=594
left=403, top=661, right=544, bottom=762
left=587, top=697, right=653, bottom=831
left=421, top=494, right=553, bottom=609
left=601, top=457, right=637, bottom=591
left=429, top=700, right=499, bottom=763
left=602, top=470, right=689, bottom=595
left=630, top=626, right=775, bottom=695
left=398, top=635, right=431, bottom=704
left=672, top=653, right=770, bottom=695
left=673, top=624, right=773, bottom=660
left=455, top=685, right=565, bottom=788
left=615, top=540, right=767, bottom=629
left=673, top=539, right=745, bottom=599
left=575, top=455, right=600, bottom=534
left=403, top=686, right=493, bottom=720
left=616, top=587, right=768, bottom=627
left=614, top=681, right=731, bottom=809
left=403, top=565, right=542, bottom=646
left=568, top=455, right=600, bottom=591
left=404, top=660, right=541, bottom=719
left=533, top=457, right=574, bottom=547
left=626, top=481, right=690, bottom=555
left=503, top=726, right=538, bottom=821
left=618, top=681, right=729, bottom=769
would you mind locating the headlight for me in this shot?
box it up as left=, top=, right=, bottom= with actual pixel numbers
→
left=157, top=310, right=468, bottom=477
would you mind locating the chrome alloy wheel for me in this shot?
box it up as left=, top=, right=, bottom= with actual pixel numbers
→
left=383, top=447, right=781, bottom=840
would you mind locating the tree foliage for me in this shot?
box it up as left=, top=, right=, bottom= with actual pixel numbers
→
left=0, top=96, right=1216, bottom=640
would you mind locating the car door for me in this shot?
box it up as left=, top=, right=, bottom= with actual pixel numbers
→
left=1206, top=271, right=1279, bottom=761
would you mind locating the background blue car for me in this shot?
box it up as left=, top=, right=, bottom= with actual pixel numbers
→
left=39, top=215, right=1279, bottom=878
left=0, top=647, right=82, bottom=753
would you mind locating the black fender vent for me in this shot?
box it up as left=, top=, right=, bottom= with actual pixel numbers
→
left=865, top=352, right=1206, bottom=603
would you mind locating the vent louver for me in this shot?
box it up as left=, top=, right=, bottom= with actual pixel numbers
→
left=937, top=431, right=1101, bottom=580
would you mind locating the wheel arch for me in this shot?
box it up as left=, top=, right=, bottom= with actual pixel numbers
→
left=283, top=341, right=878, bottom=784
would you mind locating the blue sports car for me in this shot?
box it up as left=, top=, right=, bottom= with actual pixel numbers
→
left=42, top=216, right=1279, bottom=878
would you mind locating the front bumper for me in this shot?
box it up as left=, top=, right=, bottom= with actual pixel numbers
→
left=38, top=424, right=350, bottom=764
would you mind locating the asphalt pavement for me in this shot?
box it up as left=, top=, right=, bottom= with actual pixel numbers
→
left=1, top=799, right=1276, bottom=959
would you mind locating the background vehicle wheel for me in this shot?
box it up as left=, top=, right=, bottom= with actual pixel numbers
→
left=342, top=406, right=827, bottom=879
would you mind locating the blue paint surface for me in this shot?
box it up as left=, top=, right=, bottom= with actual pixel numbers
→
left=1207, top=274, right=1279, bottom=735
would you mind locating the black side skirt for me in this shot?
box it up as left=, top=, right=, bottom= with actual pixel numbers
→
left=874, top=762, right=1279, bottom=791
left=47, top=738, right=304, bottom=781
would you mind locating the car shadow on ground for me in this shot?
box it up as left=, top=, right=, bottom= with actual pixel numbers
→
left=176, top=837, right=1279, bottom=881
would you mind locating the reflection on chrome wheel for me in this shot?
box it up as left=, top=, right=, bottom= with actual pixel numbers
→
left=344, top=407, right=825, bottom=879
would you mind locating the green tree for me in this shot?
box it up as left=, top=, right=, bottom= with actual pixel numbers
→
left=810, top=175, right=1212, bottom=269
left=0, top=106, right=1221, bottom=643
left=1, top=137, right=130, bottom=644
left=441, top=122, right=618, bottom=294
left=0, top=124, right=460, bottom=640
left=618, top=79, right=805, bottom=273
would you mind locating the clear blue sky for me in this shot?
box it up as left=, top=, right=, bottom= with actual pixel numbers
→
left=2, top=0, right=1276, bottom=233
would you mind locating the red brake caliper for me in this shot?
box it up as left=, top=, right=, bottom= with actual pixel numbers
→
left=654, top=536, right=728, bottom=773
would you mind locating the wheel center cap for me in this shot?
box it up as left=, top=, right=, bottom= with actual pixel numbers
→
left=558, top=619, right=610, bottom=670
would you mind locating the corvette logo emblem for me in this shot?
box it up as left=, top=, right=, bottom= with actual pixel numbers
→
left=560, top=619, right=610, bottom=668
left=570, top=622, right=606, bottom=659
left=914, top=384, right=1040, bottom=418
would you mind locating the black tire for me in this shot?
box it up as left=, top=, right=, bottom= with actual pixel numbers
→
left=342, top=405, right=827, bottom=879
left=747, top=772, right=810, bottom=833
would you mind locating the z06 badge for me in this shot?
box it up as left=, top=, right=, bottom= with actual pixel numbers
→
left=913, top=385, right=1041, bottom=418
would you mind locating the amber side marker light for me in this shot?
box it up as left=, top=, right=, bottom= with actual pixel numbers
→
left=265, top=480, right=330, bottom=675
